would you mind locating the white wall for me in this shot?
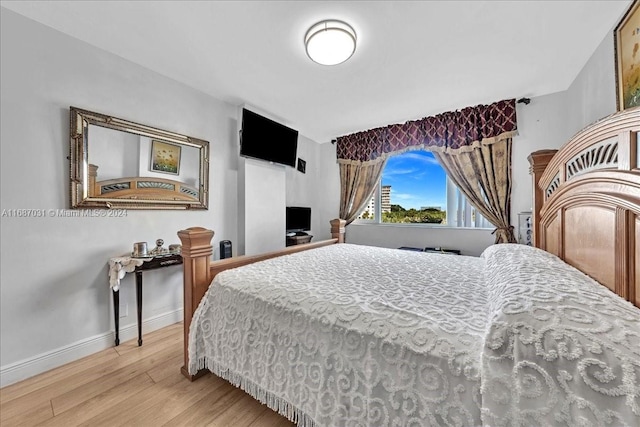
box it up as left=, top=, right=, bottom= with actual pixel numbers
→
left=511, top=28, right=617, bottom=223
left=0, top=9, right=339, bottom=385
left=346, top=225, right=495, bottom=256
left=138, top=137, right=201, bottom=188
left=88, top=129, right=202, bottom=188
left=512, top=26, right=618, bottom=223
left=0, top=9, right=239, bottom=385
left=286, top=136, right=340, bottom=240
left=565, top=30, right=618, bottom=137
left=0, top=4, right=621, bottom=386
left=238, top=105, right=295, bottom=256
left=241, top=158, right=287, bottom=255
left=510, top=91, right=571, bottom=222
left=346, top=25, right=620, bottom=256
left=88, top=125, right=140, bottom=181
left=237, top=110, right=340, bottom=254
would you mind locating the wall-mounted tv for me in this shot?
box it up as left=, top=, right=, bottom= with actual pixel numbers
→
left=286, top=206, right=311, bottom=232
left=240, top=108, right=298, bottom=167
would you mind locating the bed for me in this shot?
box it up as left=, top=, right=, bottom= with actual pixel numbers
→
left=177, top=107, right=640, bottom=426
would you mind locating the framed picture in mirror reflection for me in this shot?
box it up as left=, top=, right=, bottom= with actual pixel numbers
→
left=150, top=140, right=181, bottom=175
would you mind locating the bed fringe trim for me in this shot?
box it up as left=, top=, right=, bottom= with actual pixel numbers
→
left=192, top=357, right=317, bottom=427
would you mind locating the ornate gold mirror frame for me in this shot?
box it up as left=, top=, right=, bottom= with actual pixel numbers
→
left=70, top=107, right=209, bottom=210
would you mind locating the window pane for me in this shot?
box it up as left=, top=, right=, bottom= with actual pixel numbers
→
left=381, top=151, right=446, bottom=224
left=357, top=149, right=491, bottom=228
left=445, top=177, right=490, bottom=228
left=357, top=194, right=376, bottom=220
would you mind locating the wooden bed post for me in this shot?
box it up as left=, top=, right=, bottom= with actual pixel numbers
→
left=88, top=164, right=98, bottom=196
left=177, top=221, right=344, bottom=382
left=330, top=218, right=346, bottom=243
left=177, top=227, right=214, bottom=381
left=528, top=150, right=557, bottom=247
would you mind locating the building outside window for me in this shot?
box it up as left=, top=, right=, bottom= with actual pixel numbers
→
left=381, top=185, right=391, bottom=213
left=357, top=150, right=491, bottom=228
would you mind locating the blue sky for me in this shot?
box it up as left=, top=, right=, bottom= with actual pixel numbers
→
left=381, top=150, right=447, bottom=210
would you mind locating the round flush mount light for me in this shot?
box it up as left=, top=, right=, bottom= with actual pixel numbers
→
left=304, top=20, right=357, bottom=66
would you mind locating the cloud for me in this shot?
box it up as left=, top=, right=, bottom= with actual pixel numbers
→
left=383, top=151, right=441, bottom=181
left=394, top=193, right=414, bottom=200
left=399, top=151, right=440, bottom=166
left=383, top=167, right=418, bottom=178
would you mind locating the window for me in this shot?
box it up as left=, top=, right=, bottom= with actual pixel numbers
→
left=357, top=150, right=491, bottom=228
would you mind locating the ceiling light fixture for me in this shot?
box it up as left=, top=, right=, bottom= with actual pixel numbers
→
left=304, top=20, right=357, bottom=66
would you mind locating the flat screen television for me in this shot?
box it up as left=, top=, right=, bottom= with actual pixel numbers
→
left=240, top=108, right=298, bottom=167
left=286, top=206, right=311, bottom=232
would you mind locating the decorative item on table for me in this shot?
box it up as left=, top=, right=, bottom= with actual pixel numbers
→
left=150, top=239, right=168, bottom=256
left=132, top=242, right=148, bottom=258
left=169, top=244, right=182, bottom=254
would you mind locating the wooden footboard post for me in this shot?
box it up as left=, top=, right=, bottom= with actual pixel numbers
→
left=330, top=218, right=346, bottom=243
left=177, top=227, right=214, bottom=381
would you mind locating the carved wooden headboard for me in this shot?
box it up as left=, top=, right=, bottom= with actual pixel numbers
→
left=529, top=107, right=640, bottom=308
left=88, top=164, right=200, bottom=201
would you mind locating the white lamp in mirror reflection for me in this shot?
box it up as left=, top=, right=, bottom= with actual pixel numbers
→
left=305, top=20, right=357, bottom=66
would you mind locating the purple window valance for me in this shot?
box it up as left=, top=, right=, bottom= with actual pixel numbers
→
left=336, top=98, right=517, bottom=162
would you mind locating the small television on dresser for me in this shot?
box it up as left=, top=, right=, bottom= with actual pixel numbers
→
left=286, top=206, right=311, bottom=233
left=240, top=108, right=298, bottom=167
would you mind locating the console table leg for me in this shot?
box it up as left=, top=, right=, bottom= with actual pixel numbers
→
left=113, top=289, right=120, bottom=346
left=136, top=271, right=143, bottom=346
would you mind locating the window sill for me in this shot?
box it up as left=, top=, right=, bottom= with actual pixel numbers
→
left=349, top=221, right=494, bottom=231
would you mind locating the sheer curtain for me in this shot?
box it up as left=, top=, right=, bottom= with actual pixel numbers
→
left=338, top=159, right=386, bottom=225
left=434, top=138, right=516, bottom=243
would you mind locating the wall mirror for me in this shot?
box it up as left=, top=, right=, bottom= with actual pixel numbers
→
left=70, top=107, right=209, bottom=209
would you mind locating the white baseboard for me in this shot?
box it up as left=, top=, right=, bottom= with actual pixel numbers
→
left=0, top=308, right=183, bottom=388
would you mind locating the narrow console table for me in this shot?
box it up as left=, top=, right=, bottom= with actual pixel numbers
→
left=108, top=253, right=182, bottom=346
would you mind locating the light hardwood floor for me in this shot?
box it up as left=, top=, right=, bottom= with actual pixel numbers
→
left=0, top=323, right=295, bottom=426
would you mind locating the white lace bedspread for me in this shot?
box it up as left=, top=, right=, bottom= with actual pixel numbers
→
left=188, top=243, right=640, bottom=426
left=480, top=244, right=640, bottom=426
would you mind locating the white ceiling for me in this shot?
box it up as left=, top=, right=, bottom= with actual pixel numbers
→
left=1, top=1, right=631, bottom=142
